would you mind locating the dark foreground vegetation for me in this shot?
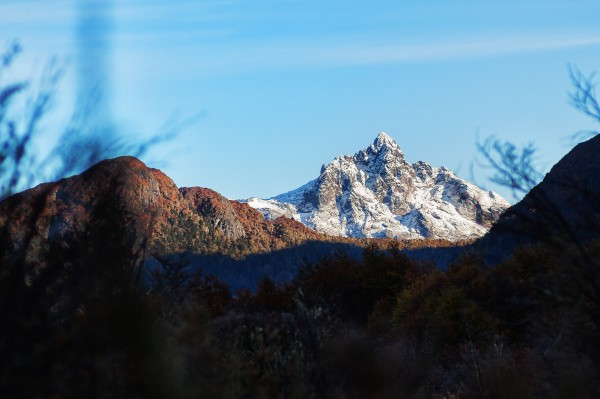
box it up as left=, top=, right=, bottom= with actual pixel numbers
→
left=2, top=230, right=600, bottom=398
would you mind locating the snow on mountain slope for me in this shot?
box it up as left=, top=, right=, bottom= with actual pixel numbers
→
left=246, top=132, right=510, bottom=240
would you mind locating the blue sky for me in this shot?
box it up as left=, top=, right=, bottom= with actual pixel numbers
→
left=2, top=0, right=600, bottom=201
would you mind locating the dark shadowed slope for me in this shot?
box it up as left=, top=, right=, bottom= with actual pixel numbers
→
left=478, top=134, right=600, bottom=264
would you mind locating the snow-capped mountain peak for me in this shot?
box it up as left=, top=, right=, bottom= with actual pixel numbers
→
left=246, top=132, right=510, bottom=241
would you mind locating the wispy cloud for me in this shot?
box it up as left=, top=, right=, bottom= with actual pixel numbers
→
left=314, top=35, right=600, bottom=66
left=120, top=32, right=600, bottom=78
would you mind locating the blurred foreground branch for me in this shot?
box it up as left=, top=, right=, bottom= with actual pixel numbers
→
left=569, top=65, right=600, bottom=139
left=0, top=42, right=193, bottom=199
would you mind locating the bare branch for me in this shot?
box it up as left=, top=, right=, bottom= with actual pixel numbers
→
left=568, top=65, right=600, bottom=140
left=476, top=136, right=543, bottom=199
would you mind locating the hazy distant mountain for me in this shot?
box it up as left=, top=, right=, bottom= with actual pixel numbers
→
left=245, top=132, right=510, bottom=240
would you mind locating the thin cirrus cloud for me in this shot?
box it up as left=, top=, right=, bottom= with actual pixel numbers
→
left=122, top=32, right=600, bottom=78
left=315, top=34, right=600, bottom=66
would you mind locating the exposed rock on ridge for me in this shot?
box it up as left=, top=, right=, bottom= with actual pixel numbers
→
left=247, top=132, right=509, bottom=240
left=180, top=187, right=246, bottom=241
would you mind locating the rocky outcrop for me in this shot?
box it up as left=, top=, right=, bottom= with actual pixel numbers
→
left=180, top=187, right=246, bottom=241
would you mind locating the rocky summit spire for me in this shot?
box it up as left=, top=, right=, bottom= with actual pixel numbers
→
left=358, top=131, right=404, bottom=165
left=372, top=131, right=399, bottom=152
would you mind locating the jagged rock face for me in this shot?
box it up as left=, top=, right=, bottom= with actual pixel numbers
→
left=180, top=187, right=246, bottom=241
left=247, top=132, right=510, bottom=240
